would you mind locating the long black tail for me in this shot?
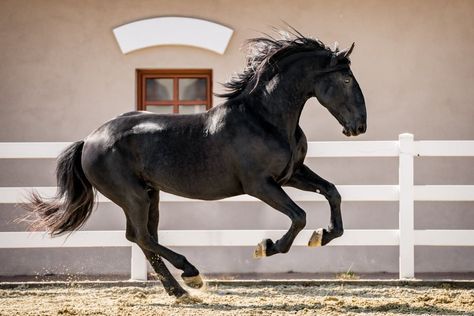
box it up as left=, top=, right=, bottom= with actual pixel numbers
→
left=24, top=140, right=95, bottom=236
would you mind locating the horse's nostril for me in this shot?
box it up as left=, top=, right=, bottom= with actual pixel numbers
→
left=358, top=124, right=366, bottom=134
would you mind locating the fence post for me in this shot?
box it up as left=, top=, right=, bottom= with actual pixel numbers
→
left=130, top=244, right=148, bottom=280
left=399, top=133, right=415, bottom=279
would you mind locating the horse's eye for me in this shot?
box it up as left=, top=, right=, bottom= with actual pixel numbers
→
left=344, top=78, right=351, bottom=84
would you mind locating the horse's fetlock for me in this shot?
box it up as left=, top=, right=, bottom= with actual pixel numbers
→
left=183, top=266, right=199, bottom=277
left=333, top=228, right=344, bottom=238
left=279, top=245, right=291, bottom=254
left=177, top=256, right=194, bottom=272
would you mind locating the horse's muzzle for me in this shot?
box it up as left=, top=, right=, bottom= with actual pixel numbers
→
left=343, top=122, right=366, bottom=136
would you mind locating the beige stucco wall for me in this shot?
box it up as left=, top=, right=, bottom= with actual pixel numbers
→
left=0, top=0, right=473, bottom=277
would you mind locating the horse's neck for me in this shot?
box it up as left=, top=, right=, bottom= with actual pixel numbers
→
left=251, top=72, right=312, bottom=142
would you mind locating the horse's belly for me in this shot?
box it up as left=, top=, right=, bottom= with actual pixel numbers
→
left=146, top=160, right=242, bottom=201
left=159, top=186, right=242, bottom=201
left=153, top=176, right=242, bottom=201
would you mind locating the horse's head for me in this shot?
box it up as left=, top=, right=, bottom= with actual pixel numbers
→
left=313, top=43, right=366, bottom=136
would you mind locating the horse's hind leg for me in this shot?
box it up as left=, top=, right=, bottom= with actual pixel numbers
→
left=126, top=220, right=186, bottom=297
left=125, top=189, right=187, bottom=298
left=124, top=190, right=203, bottom=291
left=146, top=190, right=203, bottom=290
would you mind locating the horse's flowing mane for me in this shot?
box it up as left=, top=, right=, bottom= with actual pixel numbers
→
left=216, top=29, right=334, bottom=100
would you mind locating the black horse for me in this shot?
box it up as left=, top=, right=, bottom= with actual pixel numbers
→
left=26, top=31, right=366, bottom=299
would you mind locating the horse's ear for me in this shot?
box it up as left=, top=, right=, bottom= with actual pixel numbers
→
left=336, top=42, right=355, bottom=59
left=330, top=42, right=355, bottom=66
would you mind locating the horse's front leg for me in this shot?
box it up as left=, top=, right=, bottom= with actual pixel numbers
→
left=246, top=179, right=306, bottom=258
left=285, top=164, right=343, bottom=246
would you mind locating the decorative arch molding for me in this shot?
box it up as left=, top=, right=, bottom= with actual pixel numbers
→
left=113, top=17, right=233, bottom=55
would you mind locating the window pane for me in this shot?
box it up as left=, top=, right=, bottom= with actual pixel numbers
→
left=146, top=78, right=173, bottom=101
left=179, top=105, right=207, bottom=114
left=146, top=105, right=174, bottom=114
left=179, top=78, right=207, bottom=101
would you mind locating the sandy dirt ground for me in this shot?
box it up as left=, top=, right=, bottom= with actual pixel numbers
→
left=0, top=283, right=473, bottom=315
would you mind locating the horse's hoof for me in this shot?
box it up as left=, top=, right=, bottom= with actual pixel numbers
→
left=174, top=293, right=203, bottom=304
left=308, top=228, right=324, bottom=247
left=253, top=239, right=267, bottom=258
left=182, top=274, right=204, bottom=289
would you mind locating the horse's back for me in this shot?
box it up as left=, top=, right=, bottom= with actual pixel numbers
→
left=82, top=110, right=207, bottom=169
left=81, top=109, right=243, bottom=200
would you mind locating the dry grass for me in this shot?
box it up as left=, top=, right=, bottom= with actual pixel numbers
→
left=336, top=271, right=360, bottom=280
left=0, top=283, right=473, bottom=315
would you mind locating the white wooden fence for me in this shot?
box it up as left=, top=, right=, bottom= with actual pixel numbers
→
left=0, top=133, right=473, bottom=280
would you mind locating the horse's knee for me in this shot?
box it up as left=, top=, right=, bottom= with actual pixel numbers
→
left=327, top=183, right=341, bottom=204
left=293, top=213, right=306, bottom=230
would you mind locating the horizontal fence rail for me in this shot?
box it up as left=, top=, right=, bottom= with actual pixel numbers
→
left=0, top=230, right=400, bottom=248
left=0, top=134, right=473, bottom=280
left=0, top=185, right=400, bottom=203
left=2, top=185, right=474, bottom=204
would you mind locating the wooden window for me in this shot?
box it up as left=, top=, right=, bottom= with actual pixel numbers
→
left=136, top=69, right=212, bottom=114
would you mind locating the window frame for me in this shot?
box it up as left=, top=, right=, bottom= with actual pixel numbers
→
left=136, top=69, right=213, bottom=114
